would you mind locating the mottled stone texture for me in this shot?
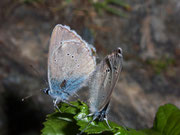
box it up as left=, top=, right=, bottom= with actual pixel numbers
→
left=0, top=0, right=179, bottom=134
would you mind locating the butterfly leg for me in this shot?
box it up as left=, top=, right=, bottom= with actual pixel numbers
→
left=62, top=100, right=77, bottom=108
left=119, top=120, right=129, bottom=130
left=77, top=115, right=98, bottom=135
left=104, top=116, right=111, bottom=128
left=77, top=113, right=94, bottom=120
left=53, top=99, right=62, bottom=113
left=59, top=90, right=77, bottom=107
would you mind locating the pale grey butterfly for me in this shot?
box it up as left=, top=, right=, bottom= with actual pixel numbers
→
left=78, top=48, right=123, bottom=134
left=44, top=24, right=96, bottom=110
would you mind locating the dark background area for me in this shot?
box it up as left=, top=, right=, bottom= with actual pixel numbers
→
left=0, top=0, right=180, bottom=135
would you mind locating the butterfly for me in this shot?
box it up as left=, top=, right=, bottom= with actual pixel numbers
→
left=44, top=24, right=96, bottom=110
left=78, top=48, right=123, bottom=134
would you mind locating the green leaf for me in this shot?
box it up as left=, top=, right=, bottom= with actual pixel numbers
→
left=42, top=101, right=143, bottom=135
left=152, top=104, right=180, bottom=135
left=41, top=101, right=80, bottom=135
left=41, top=112, right=79, bottom=135
left=42, top=101, right=180, bottom=135
left=73, top=101, right=126, bottom=134
left=73, top=101, right=146, bottom=135
left=127, top=129, right=148, bottom=135
left=142, top=129, right=160, bottom=135
left=153, top=104, right=179, bottom=133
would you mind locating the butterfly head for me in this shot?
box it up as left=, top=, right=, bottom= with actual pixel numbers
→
left=117, top=47, right=123, bottom=57
left=43, top=87, right=50, bottom=95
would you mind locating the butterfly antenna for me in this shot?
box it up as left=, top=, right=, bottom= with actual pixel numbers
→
left=29, top=64, right=48, bottom=86
left=73, top=92, right=80, bottom=99
left=22, top=95, right=33, bottom=101
left=63, top=100, right=77, bottom=107
left=21, top=88, right=45, bottom=102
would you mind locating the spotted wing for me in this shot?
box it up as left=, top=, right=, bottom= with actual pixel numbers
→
left=89, top=48, right=123, bottom=113
left=48, top=24, right=96, bottom=99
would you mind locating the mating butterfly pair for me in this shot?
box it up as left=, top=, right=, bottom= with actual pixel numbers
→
left=44, top=24, right=123, bottom=134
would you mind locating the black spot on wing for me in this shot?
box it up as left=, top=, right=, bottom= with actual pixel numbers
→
left=60, top=80, right=67, bottom=88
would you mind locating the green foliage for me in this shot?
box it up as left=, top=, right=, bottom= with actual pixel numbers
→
left=41, top=101, right=80, bottom=135
left=41, top=101, right=180, bottom=135
left=74, top=102, right=128, bottom=134
left=21, top=0, right=44, bottom=4
left=146, top=57, right=175, bottom=74
left=18, top=0, right=130, bottom=17
left=153, top=104, right=180, bottom=135
left=92, top=0, right=131, bottom=17
left=141, top=104, right=180, bottom=135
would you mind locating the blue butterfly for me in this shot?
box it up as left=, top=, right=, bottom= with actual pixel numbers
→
left=44, top=24, right=96, bottom=110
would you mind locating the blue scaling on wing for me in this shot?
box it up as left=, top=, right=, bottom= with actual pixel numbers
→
left=64, top=77, right=86, bottom=93
left=48, top=76, right=86, bottom=100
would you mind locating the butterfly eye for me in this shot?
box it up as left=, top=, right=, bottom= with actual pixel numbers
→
left=106, top=68, right=110, bottom=72
left=117, top=47, right=122, bottom=54
left=43, top=88, right=50, bottom=95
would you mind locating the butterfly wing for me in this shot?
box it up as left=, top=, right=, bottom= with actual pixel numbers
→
left=48, top=24, right=96, bottom=100
left=89, top=48, right=123, bottom=113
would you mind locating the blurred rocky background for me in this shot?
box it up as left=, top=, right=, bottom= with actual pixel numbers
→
left=0, top=0, right=180, bottom=135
